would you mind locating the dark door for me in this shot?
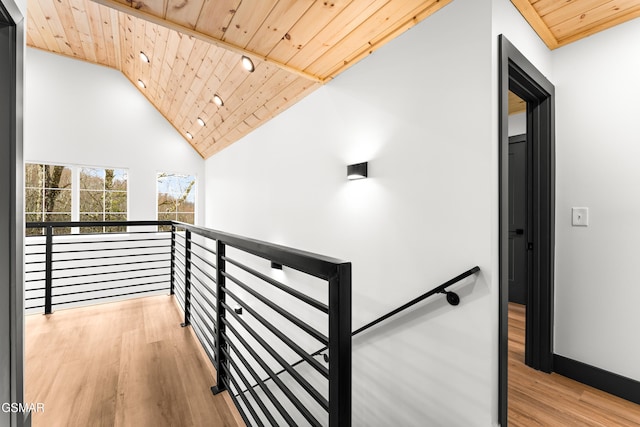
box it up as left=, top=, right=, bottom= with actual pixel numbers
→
left=508, top=134, right=526, bottom=305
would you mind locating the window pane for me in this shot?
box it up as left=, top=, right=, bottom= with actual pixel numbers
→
left=110, top=169, right=127, bottom=191
left=44, top=165, right=72, bottom=189
left=44, top=189, right=71, bottom=212
left=80, top=190, right=104, bottom=213
left=25, top=163, right=43, bottom=188
left=106, top=191, right=127, bottom=213
left=157, top=173, right=195, bottom=223
left=80, top=168, right=105, bottom=190
left=26, top=213, right=43, bottom=223
left=177, top=213, right=194, bottom=224
left=25, top=188, right=43, bottom=213
left=158, top=212, right=175, bottom=222
left=105, top=213, right=127, bottom=222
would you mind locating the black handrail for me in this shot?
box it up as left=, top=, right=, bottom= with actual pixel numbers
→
left=351, top=266, right=480, bottom=337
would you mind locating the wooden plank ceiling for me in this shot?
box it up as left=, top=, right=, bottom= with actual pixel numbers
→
left=511, top=0, right=640, bottom=49
left=26, top=0, right=451, bottom=158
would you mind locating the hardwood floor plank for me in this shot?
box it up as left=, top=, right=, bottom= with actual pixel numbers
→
left=26, top=295, right=243, bottom=427
left=508, top=303, right=640, bottom=426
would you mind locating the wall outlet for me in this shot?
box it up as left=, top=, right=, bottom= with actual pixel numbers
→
left=572, top=207, right=589, bottom=226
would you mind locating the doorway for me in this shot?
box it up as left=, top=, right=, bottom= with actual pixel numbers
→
left=498, top=35, right=555, bottom=425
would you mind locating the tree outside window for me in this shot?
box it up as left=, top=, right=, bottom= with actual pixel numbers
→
left=157, top=173, right=195, bottom=231
left=80, top=167, right=128, bottom=233
left=25, top=163, right=72, bottom=235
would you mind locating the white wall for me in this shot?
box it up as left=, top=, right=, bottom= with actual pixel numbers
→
left=206, top=0, right=497, bottom=425
left=553, top=18, right=640, bottom=381
left=508, top=112, right=526, bottom=136
left=24, top=48, right=205, bottom=224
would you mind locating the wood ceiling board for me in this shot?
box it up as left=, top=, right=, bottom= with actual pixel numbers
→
left=132, top=0, right=167, bottom=19
left=309, top=0, right=449, bottom=78
left=549, top=1, right=640, bottom=40
left=194, top=0, right=242, bottom=40
left=266, top=0, right=354, bottom=65
left=509, top=0, right=559, bottom=48
left=159, top=33, right=197, bottom=112
left=165, top=0, right=205, bottom=29
left=284, top=0, right=389, bottom=72
left=40, top=0, right=83, bottom=56
left=26, top=6, right=59, bottom=53
left=91, top=0, right=324, bottom=82
left=555, top=6, right=640, bottom=46
left=166, top=39, right=210, bottom=119
left=221, top=0, right=279, bottom=48
left=243, top=0, right=315, bottom=55
left=511, top=0, right=640, bottom=49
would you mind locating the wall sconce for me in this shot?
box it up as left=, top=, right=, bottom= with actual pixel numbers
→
left=347, top=162, right=368, bottom=180
left=271, top=261, right=283, bottom=270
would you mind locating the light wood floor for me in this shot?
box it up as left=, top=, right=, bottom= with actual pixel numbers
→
left=25, top=295, right=243, bottom=427
left=508, top=303, right=640, bottom=426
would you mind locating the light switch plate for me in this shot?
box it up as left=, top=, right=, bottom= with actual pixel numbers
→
left=572, top=207, right=589, bottom=226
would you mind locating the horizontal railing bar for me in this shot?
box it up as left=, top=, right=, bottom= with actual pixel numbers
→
left=190, top=249, right=217, bottom=272
left=222, top=319, right=322, bottom=427
left=224, top=332, right=297, bottom=427
left=190, top=260, right=217, bottom=287
left=25, top=279, right=44, bottom=283
left=221, top=300, right=329, bottom=410
left=174, top=247, right=186, bottom=259
left=189, top=309, right=217, bottom=350
left=190, top=239, right=217, bottom=256
left=223, top=256, right=328, bottom=314
left=52, top=265, right=170, bottom=280
left=174, top=261, right=186, bottom=279
left=49, top=237, right=170, bottom=245
left=25, top=295, right=45, bottom=301
left=189, top=279, right=217, bottom=313
left=25, top=287, right=45, bottom=292
left=25, top=261, right=45, bottom=265
left=223, top=287, right=329, bottom=379
left=188, top=317, right=217, bottom=366
left=223, top=270, right=328, bottom=345
left=352, top=266, right=481, bottom=337
left=189, top=289, right=217, bottom=323
left=174, top=238, right=186, bottom=250
left=52, top=279, right=168, bottom=298
left=53, top=287, right=167, bottom=306
left=25, top=252, right=45, bottom=256
left=189, top=305, right=217, bottom=343
left=50, top=258, right=170, bottom=272
left=51, top=272, right=169, bottom=289
left=25, top=269, right=45, bottom=274
left=27, top=220, right=173, bottom=228
left=220, top=345, right=276, bottom=427
left=25, top=243, right=46, bottom=247
left=221, top=373, right=261, bottom=427
left=52, top=245, right=170, bottom=255
left=175, top=221, right=347, bottom=280
left=51, top=252, right=169, bottom=263
left=25, top=305, right=45, bottom=310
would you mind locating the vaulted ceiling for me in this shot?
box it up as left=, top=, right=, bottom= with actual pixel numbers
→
left=511, top=0, right=640, bottom=49
left=26, top=0, right=451, bottom=158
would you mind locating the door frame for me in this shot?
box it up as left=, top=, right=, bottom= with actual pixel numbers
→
left=0, top=0, right=25, bottom=425
left=498, top=35, right=555, bottom=425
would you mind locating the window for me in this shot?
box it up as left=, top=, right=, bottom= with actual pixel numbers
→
left=25, top=163, right=72, bottom=235
left=80, top=167, right=128, bottom=233
left=24, top=163, right=128, bottom=234
left=157, top=173, right=196, bottom=226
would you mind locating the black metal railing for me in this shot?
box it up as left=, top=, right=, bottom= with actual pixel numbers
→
left=24, top=220, right=352, bottom=427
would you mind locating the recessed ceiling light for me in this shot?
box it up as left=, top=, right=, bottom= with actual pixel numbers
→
left=137, top=79, right=146, bottom=89
left=197, top=117, right=205, bottom=127
left=139, top=51, right=149, bottom=63
left=213, top=94, right=224, bottom=107
left=186, top=132, right=193, bottom=140
left=241, top=55, right=255, bottom=72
